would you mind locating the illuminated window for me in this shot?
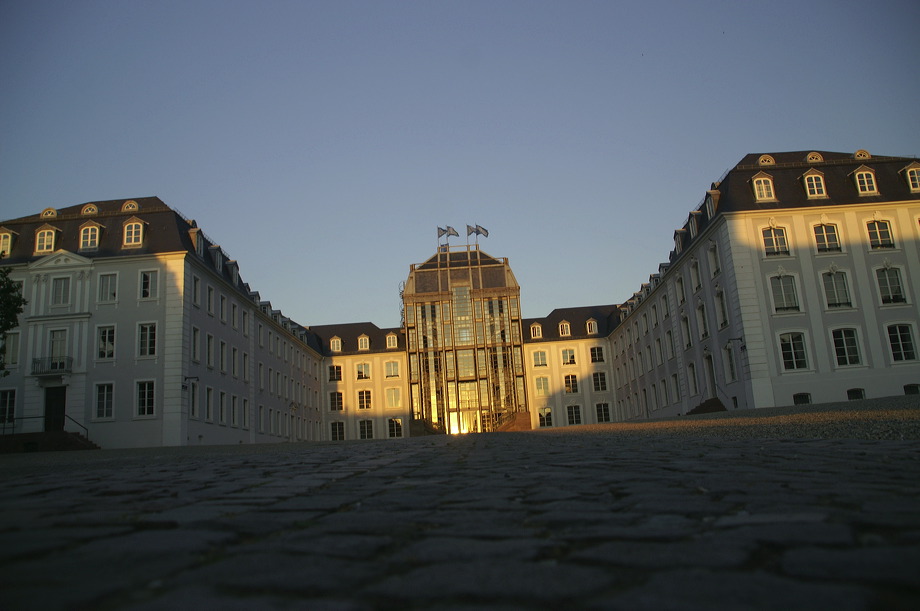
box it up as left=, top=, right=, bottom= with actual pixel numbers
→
left=36, top=229, right=55, bottom=253
left=814, top=224, right=840, bottom=252
left=532, top=351, right=547, bottom=367
left=80, top=225, right=99, bottom=249
left=866, top=220, right=894, bottom=249
left=753, top=175, right=775, bottom=200
left=530, top=324, right=542, bottom=339
left=804, top=173, right=826, bottom=198
left=762, top=227, right=789, bottom=256
left=124, top=222, right=143, bottom=246
left=854, top=169, right=878, bottom=194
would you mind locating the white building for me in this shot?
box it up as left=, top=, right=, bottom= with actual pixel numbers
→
left=0, top=198, right=323, bottom=448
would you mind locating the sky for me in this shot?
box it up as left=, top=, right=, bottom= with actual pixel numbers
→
left=2, top=0, right=918, bottom=329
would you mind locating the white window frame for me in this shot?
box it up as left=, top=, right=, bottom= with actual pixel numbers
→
left=532, top=351, right=547, bottom=367
left=136, top=380, right=155, bottom=417
left=35, top=229, right=55, bottom=253
left=778, top=331, right=809, bottom=372
left=50, top=276, right=71, bottom=306
left=813, top=224, right=841, bottom=253
left=875, top=266, right=907, bottom=305
left=770, top=274, right=800, bottom=313
left=762, top=226, right=790, bottom=257
left=830, top=327, right=862, bottom=368
left=97, top=325, right=115, bottom=360
left=80, top=225, right=99, bottom=250
left=887, top=323, right=917, bottom=363
left=854, top=169, right=878, bottom=195
left=98, top=273, right=118, bottom=303
left=95, top=382, right=115, bottom=420
left=137, top=322, right=157, bottom=357
left=139, top=270, right=159, bottom=299
left=123, top=221, right=144, bottom=246
left=866, top=220, right=894, bottom=249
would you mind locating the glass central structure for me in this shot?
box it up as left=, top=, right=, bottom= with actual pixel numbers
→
left=403, top=246, right=526, bottom=434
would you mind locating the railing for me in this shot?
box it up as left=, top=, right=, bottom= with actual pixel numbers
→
left=0, top=415, right=90, bottom=441
left=31, top=357, right=74, bottom=375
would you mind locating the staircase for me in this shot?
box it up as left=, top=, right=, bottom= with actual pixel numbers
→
left=0, top=431, right=101, bottom=453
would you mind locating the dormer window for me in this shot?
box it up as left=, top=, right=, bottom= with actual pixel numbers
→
left=758, top=155, right=775, bottom=166
left=330, top=337, right=342, bottom=352
left=41, top=208, right=57, bottom=218
left=586, top=319, right=598, bottom=335
left=803, top=170, right=826, bottom=198
left=35, top=226, right=56, bottom=253
left=900, top=162, right=920, bottom=193
left=80, top=224, right=100, bottom=250
left=530, top=324, right=542, bottom=339
left=123, top=219, right=144, bottom=247
left=386, top=334, right=398, bottom=349
left=752, top=172, right=776, bottom=201
left=559, top=321, right=571, bottom=337
left=358, top=336, right=369, bottom=351
left=81, top=204, right=98, bottom=215
left=0, top=231, right=13, bottom=256
left=853, top=167, right=878, bottom=195
left=121, top=200, right=139, bottom=212
left=854, top=149, right=871, bottom=160
left=806, top=152, right=824, bottom=163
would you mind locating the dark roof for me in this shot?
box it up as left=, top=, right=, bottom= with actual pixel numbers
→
left=523, top=304, right=620, bottom=343
left=415, top=248, right=504, bottom=271
left=669, top=150, right=920, bottom=262
left=308, top=322, right=404, bottom=356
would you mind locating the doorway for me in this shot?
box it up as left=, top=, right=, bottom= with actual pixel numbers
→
left=44, top=386, right=66, bottom=431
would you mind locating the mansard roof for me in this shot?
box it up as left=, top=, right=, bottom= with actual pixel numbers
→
left=309, top=322, right=404, bottom=356
left=523, top=304, right=620, bottom=342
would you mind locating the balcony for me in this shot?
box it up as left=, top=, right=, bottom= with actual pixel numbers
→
left=31, top=357, right=74, bottom=376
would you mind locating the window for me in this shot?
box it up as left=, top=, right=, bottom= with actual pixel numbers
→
left=592, top=372, right=607, bottom=392
left=716, top=292, right=729, bottom=328
left=847, top=388, right=866, bottom=401
left=762, top=227, right=789, bottom=256
left=586, top=320, right=598, bottom=335
left=330, top=338, right=342, bottom=352
left=793, top=393, right=811, bottom=406
left=805, top=173, right=826, bottom=198
left=219, top=341, right=227, bottom=372
left=206, top=388, right=214, bottom=420
left=328, top=365, right=342, bottom=381
left=356, top=363, right=370, bottom=380
left=595, top=403, right=610, bottom=423
left=566, top=405, right=582, bottom=425
left=535, top=377, right=549, bottom=397
left=687, top=363, right=698, bottom=395
left=770, top=275, right=799, bottom=312
left=590, top=346, right=604, bottom=363
left=330, top=392, right=343, bottom=411
left=386, top=334, right=398, bottom=349
left=823, top=272, right=851, bottom=308
left=562, top=349, right=576, bottom=365
left=665, top=331, right=674, bottom=360
left=189, top=382, right=199, bottom=418
left=138, top=323, right=157, bottom=357
left=690, top=261, right=701, bottom=291
left=3, top=332, right=20, bottom=367
left=122, top=200, right=139, bottom=211
left=779, top=332, right=808, bottom=370
left=388, top=418, right=403, bottom=438
left=905, top=384, right=920, bottom=396
left=359, top=420, right=373, bottom=439
left=724, top=345, right=737, bottom=382
left=136, top=381, right=155, bottom=416
left=888, top=325, right=916, bottom=362
left=386, top=387, right=401, bottom=408
left=98, top=273, right=117, bottom=302
left=97, top=326, right=115, bottom=359
left=906, top=167, right=920, bottom=192
left=140, top=270, right=158, bottom=299
left=80, top=226, right=99, bottom=249
left=358, top=336, right=369, bottom=350
left=681, top=316, right=692, bottom=349
left=36, top=229, right=55, bottom=253
left=124, top=222, right=143, bottom=246
left=358, top=390, right=372, bottom=410
left=676, top=277, right=686, bottom=304
left=385, top=361, right=399, bottom=378
left=564, top=374, right=578, bottom=393
left=533, top=351, right=547, bottom=367
left=866, top=220, right=894, bottom=249
left=0, top=233, right=11, bottom=257
left=559, top=322, right=571, bottom=337
left=1, top=390, right=15, bottom=424
left=330, top=421, right=345, bottom=441
left=708, top=244, right=721, bottom=276
left=530, top=324, right=542, bottom=339
left=696, top=303, right=709, bottom=338
left=876, top=268, right=906, bottom=304
left=538, top=407, right=553, bottom=428
left=855, top=169, right=877, bottom=194
left=832, top=328, right=861, bottom=366
left=814, top=224, right=840, bottom=252
left=51, top=277, right=71, bottom=306
left=753, top=176, right=775, bottom=200
left=95, top=383, right=113, bottom=419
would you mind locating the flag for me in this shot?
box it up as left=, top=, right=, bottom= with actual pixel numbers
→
left=476, top=225, right=489, bottom=237
left=466, top=225, right=476, bottom=236
left=438, top=227, right=447, bottom=238
left=446, top=226, right=459, bottom=237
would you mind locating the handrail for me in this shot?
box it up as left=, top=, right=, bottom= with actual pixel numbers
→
left=0, top=415, right=90, bottom=442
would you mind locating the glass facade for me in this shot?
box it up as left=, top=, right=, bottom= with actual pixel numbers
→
left=404, top=247, right=526, bottom=433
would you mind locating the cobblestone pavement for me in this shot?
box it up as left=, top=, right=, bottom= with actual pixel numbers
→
left=2, top=399, right=919, bottom=610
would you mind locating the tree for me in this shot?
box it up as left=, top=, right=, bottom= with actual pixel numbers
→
left=0, top=256, right=27, bottom=376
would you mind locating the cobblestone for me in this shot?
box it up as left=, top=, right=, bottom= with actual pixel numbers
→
left=1, top=398, right=919, bottom=609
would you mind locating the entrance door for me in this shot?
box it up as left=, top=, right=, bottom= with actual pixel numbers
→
left=704, top=355, right=717, bottom=399
left=44, top=386, right=66, bottom=431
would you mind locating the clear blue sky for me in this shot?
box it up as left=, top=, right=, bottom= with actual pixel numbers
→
left=2, top=0, right=918, bottom=328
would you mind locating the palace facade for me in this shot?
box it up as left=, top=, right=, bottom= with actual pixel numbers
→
left=1, top=149, right=918, bottom=447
